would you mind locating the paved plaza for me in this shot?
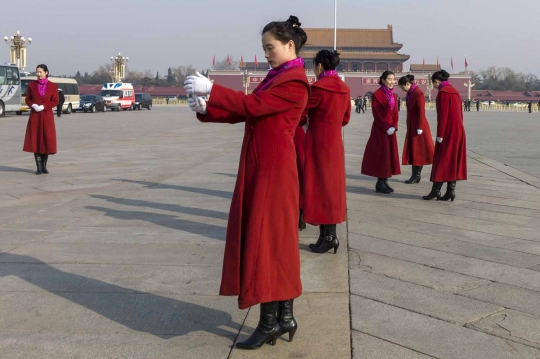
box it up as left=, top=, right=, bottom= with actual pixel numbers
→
left=0, top=106, right=540, bottom=358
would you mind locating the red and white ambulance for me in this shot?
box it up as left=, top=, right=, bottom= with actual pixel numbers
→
left=100, top=83, right=135, bottom=111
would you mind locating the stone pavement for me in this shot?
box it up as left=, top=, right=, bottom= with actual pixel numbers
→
left=0, top=107, right=539, bottom=358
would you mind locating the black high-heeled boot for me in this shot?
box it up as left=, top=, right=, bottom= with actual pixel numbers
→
left=235, top=301, right=281, bottom=350
left=278, top=299, right=297, bottom=342
left=439, top=181, right=456, bottom=202
left=311, top=224, right=339, bottom=254
left=405, top=166, right=421, bottom=184
left=41, top=154, right=49, bottom=174
left=309, top=225, right=324, bottom=248
left=384, top=178, right=395, bottom=192
left=375, top=178, right=391, bottom=194
left=34, top=153, right=43, bottom=175
left=298, top=209, right=306, bottom=231
left=422, top=182, right=443, bottom=200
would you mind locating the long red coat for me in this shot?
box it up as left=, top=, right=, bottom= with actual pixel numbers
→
left=361, top=88, right=401, bottom=178
left=402, top=86, right=434, bottom=166
left=299, top=76, right=351, bottom=225
left=293, top=126, right=306, bottom=209
left=431, top=84, right=467, bottom=182
left=23, top=80, right=59, bottom=154
left=197, top=67, right=310, bottom=309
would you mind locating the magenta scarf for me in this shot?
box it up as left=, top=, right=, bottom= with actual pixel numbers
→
left=318, top=70, right=339, bottom=80
left=254, top=57, right=305, bottom=94
left=37, top=78, right=49, bottom=98
left=439, top=81, right=451, bottom=90
left=406, top=83, right=418, bottom=102
left=380, top=84, right=395, bottom=110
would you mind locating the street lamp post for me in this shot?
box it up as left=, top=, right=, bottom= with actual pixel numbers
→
left=242, top=69, right=252, bottom=95
left=3, top=30, right=32, bottom=70
left=426, top=73, right=434, bottom=102
left=464, top=78, right=475, bottom=101
left=110, top=53, right=129, bottom=83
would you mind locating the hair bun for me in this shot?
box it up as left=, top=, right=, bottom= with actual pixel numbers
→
left=406, top=74, right=415, bottom=82
left=287, top=15, right=301, bottom=28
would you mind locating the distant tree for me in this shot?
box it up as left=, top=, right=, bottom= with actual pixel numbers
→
left=167, top=67, right=175, bottom=85
left=213, top=56, right=240, bottom=71
left=471, top=67, right=540, bottom=91
left=175, top=65, right=197, bottom=85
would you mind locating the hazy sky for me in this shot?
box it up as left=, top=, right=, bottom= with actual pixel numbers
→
left=3, top=0, right=539, bottom=76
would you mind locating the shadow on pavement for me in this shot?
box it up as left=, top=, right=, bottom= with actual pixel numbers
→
left=0, top=253, right=244, bottom=340
left=347, top=185, right=420, bottom=200
left=114, top=179, right=233, bottom=199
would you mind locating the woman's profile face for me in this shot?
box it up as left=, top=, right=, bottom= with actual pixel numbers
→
left=261, top=32, right=296, bottom=69
left=313, top=62, right=323, bottom=78
left=36, top=67, right=48, bottom=80
left=399, top=83, right=411, bottom=92
left=432, top=79, right=442, bottom=90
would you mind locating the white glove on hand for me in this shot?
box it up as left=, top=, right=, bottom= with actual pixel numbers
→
left=387, top=127, right=395, bottom=136
left=38, top=105, right=44, bottom=112
left=187, top=94, right=207, bottom=114
left=184, top=72, right=213, bottom=95
left=417, top=129, right=423, bottom=135
left=436, top=137, right=443, bottom=143
left=31, top=104, right=39, bottom=111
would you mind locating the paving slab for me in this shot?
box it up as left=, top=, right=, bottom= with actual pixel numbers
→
left=351, top=332, right=435, bottom=359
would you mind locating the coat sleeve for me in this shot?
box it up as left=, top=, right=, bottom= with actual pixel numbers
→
left=372, top=97, right=391, bottom=133
left=208, top=81, right=308, bottom=119
left=392, top=95, right=399, bottom=130
left=436, top=92, right=450, bottom=138
left=415, top=95, right=426, bottom=131
left=25, top=84, right=36, bottom=107
left=342, top=97, right=351, bottom=126
left=196, top=105, right=245, bottom=124
left=299, top=87, right=322, bottom=126
left=43, top=88, right=59, bottom=110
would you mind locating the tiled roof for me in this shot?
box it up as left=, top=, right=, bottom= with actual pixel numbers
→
left=302, top=25, right=402, bottom=48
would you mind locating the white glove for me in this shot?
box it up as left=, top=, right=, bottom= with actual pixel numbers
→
left=187, top=94, right=207, bottom=114
left=387, top=127, right=395, bottom=136
left=417, top=129, right=423, bottom=135
left=436, top=137, right=443, bottom=143
left=184, top=72, right=213, bottom=95
left=38, top=105, right=44, bottom=112
left=31, top=104, right=39, bottom=111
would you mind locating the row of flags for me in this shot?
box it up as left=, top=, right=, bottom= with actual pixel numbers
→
left=212, top=54, right=259, bottom=68
left=422, top=56, right=469, bottom=70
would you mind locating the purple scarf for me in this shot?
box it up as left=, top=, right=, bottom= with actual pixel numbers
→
left=318, top=70, right=339, bottom=80
left=439, top=81, right=451, bottom=90
left=380, top=84, right=395, bottom=110
left=406, top=83, right=418, bottom=102
left=254, top=57, right=305, bottom=94
left=37, top=78, right=49, bottom=98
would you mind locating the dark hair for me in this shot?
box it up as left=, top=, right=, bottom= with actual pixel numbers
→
left=36, top=64, right=49, bottom=78
left=262, top=15, right=307, bottom=55
left=378, top=70, right=395, bottom=85
left=431, top=70, right=450, bottom=82
left=314, top=50, right=340, bottom=71
left=398, top=74, right=415, bottom=86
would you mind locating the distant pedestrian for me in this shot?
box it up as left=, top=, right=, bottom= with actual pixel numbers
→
left=363, top=96, right=368, bottom=112
left=528, top=101, right=532, bottom=113
left=57, top=89, right=65, bottom=117
left=397, top=97, right=401, bottom=112
left=359, top=97, right=365, bottom=113
left=476, top=99, right=480, bottom=111
left=23, top=64, right=59, bottom=175
left=423, top=70, right=467, bottom=202
left=355, top=97, right=360, bottom=113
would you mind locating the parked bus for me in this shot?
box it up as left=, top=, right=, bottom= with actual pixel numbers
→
left=0, top=63, right=22, bottom=117
left=19, top=76, right=80, bottom=115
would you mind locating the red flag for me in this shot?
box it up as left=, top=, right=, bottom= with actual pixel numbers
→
left=227, top=54, right=231, bottom=65
left=254, top=54, right=259, bottom=66
left=212, top=54, right=215, bottom=66
left=451, top=57, right=454, bottom=70
left=465, top=56, right=468, bottom=70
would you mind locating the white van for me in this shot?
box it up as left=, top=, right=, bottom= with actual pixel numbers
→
left=100, top=83, right=135, bottom=111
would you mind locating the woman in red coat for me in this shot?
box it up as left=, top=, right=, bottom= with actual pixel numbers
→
left=294, top=125, right=307, bottom=230
left=184, top=16, right=309, bottom=350
left=299, top=50, right=350, bottom=254
left=361, top=71, right=400, bottom=193
left=423, top=70, right=467, bottom=201
left=23, top=64, right=59, bottom=175
left=398, top=74, right=434, bottom=184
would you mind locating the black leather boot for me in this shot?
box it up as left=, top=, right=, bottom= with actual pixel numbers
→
left=309, top=225, right=324, bottom=248
left=405, top=166, right=421, bottom=184
left=298, top=209, right=306, bottom=231
left=311, top=224, right=339, bottom=254
left=384, top=178, right=394, bottom=192
left=375, top=178, right=391, bottom=194
left=34, top=153, right=43, bottom=175
left=41, top=154, right=49, bottom=174
left=235, top=302, right=281, bottom=350
left=278, top=299, right=297, bottom=342
left=440, top=181, right=456, bottom=202
left=422, top=182, right=443, bottom=200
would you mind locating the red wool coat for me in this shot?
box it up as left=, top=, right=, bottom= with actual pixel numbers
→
left=23, top=81, right=59, bottom=154
left=293, top=126, right=306, bottom=209
left=361, top=88, right=401, bottom=178
left=431, top=84, right=467, bottom=182
left=197, top=67, right=310, bottom=309
left=402, top=86, right=434, bottom=166
left=299, top=76, right=351, bottom=225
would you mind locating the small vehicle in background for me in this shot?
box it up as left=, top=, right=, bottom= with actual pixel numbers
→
left=134, top=93, right=152, bottom=110
left=76, top=94, right=106, bottom=113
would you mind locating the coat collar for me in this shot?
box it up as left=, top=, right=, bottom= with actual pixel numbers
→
left=407, top=86, right=423, bottom=104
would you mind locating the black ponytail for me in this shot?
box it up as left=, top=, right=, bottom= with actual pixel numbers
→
left=262, top=15, right=308, bottom=55
left=314, top=49, right=340, bottom=70
left=431, top=70, right=450, bottom=82
left=398, top=74, right=415, bottom=86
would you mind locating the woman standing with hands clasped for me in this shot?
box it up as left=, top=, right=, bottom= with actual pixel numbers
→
left=299, top=50, right=350, bottom=254
left=184, top=16, right=309, bottom=350
left=361, top=70, right=400, bottom=193
left=423, top=70, right=467, bottom=201
left=398, top=74, right=434, bottom=184
left=23, top=64, right=59, bottom=175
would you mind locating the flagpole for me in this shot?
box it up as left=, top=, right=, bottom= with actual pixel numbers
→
left=334, top=0, right=337, bottom=50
